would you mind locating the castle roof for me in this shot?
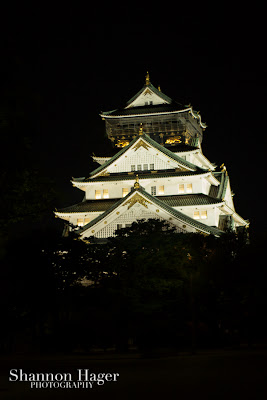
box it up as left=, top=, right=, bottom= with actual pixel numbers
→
left=57, top=194, right=223, bottom=214
left=100, top=73, right=207, bottom=128
left=126, top=81, right=173, bottom=105
left=86, top=169, right=208, bottom=183
left=83, top=134, right=202, bottom=180
left=75, top=186, right=223, bottom=237
left=101, top=102, right=187, bottom=118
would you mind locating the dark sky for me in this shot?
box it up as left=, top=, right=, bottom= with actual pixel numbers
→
left=1, top=5, right=266, bottom=235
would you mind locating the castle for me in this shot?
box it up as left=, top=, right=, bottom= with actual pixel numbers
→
left=55, top=73, right=248, bottom=239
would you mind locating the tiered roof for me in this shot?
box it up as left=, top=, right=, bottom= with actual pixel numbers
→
left=100, top=72, right=207, bottom=128
left=55, top=73, right=249, bottom=238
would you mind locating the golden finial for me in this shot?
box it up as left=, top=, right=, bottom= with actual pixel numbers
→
left=139, top=123, right=143, bottom=135
left=145, top=71, right=150, bottom=86
left=220, top=163, right=227, bottom=172
left=134, top=174, right=140, bottom=189
left=158, top=85, right=161, bottom=91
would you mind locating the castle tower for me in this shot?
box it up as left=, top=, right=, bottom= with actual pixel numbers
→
left=55, top=74, right=248, bottom=239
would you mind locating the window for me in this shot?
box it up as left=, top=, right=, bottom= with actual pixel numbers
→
left=187, top=183, right=193, bottom=193
left=143, top=164, right=148, bottom=170
left=122, top=188, right=129, bottom=197
left=193, top=211, right=200, bottom=219
left=103, top=189, right=109, bottom=199
left=131, top=165, right=135, bottom=171
left=150, top=163, right=154, bottom=170
left=158, top=185, right=164, bottom=195
left=201, top=211, right=207, bottom=219
left=117, top=224, right=123, bottom=230
left=84, top=218, right=90, bottom=225
left=179, top=184, right=185, bottom=194
left=95, top=190, right=101, bottom=199
left=77, top=218, right=84, bottom=227
left=137, top=164, right=142, bottom=171
left=150, top=101, right=153, bottom=105
left=151, top=186, right=156, bottom=195
left=125, top=223, right=131, bottom=228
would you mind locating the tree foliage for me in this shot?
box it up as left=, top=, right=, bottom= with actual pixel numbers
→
left=2, top=218, right=266, bottom=353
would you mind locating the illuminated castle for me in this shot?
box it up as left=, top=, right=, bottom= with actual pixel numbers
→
left=55, top=73, right=248, bottom=239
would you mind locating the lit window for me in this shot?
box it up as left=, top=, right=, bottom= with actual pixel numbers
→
left=77, top=218, right=84, bottom=226
left=193, top=211, right=200, bottom=219
left=150, top=163, right=154, bottom=170
left=137, top=164, right=142, bottom=171
left=131, top=165, right=135, bottom=171
left=143, top=164, right=148, bottom=170
left=103, top=189, right=109, bottom=199
left=201, top=211, right=207, bottom=219
left=179, top=184, right=185, bottom=194
left=95, top=190, right=101, bottom=199
left=187, top=183, right=193, bottom=193
left=151, top=186, right=156, bottom=195
left=158, top=185, right=164, bottom=195
left=122, top=188, right=129, bottom=197
left=84, top=218, right=90, bottom=225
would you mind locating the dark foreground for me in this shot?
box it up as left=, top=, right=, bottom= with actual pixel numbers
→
left=1, top=348, right=266, bottom=400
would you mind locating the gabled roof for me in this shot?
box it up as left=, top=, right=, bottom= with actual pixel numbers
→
left=100, top=74, right=207, bottom=128
left=81, top=134, right=203, bottom=180
left=126, top=82, right=173, bottom=107
left=76, top=186, right=223, bottom=237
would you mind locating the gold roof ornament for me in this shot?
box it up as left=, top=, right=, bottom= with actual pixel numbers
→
left=145, top=71, right=150, bottom=86
left=158, top=85, right=161, bottom=91
left=220, top=163, right=226, bottom=172
left=134, top=174, right=140, bottom=189
left=133, top=138, right=151, bottom=151
left=139, top=123, right=143, bottom=135
left=124, top=193, right=152, bottom=209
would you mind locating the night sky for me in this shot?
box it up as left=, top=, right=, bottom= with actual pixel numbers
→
left=1, top=5, right=266, bottom=236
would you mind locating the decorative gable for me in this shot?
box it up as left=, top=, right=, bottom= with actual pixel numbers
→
left=78, top=187, right=222, bottom=239
left=126, top=86, right=169, bottom=108
left=88, top=135, right=197, bottom=179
